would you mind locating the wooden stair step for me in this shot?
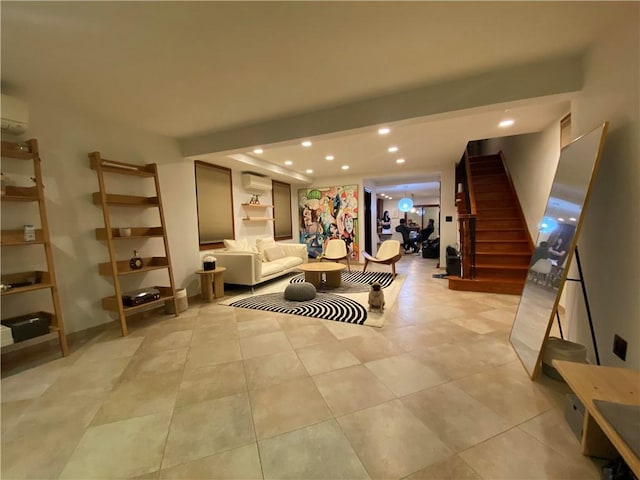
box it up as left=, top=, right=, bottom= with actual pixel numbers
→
left=473, top=184, right=511, bottom=193
left=476, top=211, right=521, bottom=218
left=470, top=173, right=508, bottom=181
left=475, top=240, right=530, bottom=253
left=448, top=276, right=524, bottom=295
left=476, top=252, right=532, bottom=266
left=478, top=219, right=525, bottom=228
left=475, top=264, right=529, bottom=280
left=476, top=229, right=529, bottom=241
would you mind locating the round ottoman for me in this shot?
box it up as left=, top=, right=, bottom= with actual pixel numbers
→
left=284, top=282, right=317, bottom=301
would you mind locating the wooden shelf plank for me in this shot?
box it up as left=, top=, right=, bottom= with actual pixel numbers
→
left=1, top=271, right=52, bottom=296
left=101, top=286, right=174, bottom=313
left=243, top=217, right=275, bottom=222
left=92, top=192, right=159, bottom=206
left=1, top=229, right=46, bottom=246
left=95, top=227, right=164, bottom=240
left=241, top=204, right=274, bottom=208
left=89, top=155, right=156, bottom=176
left=1, top=329, right=60, bottom=354
left=1, top=282, right=53, bottom=296
left=1, top=185, right=39, bottom=201
left=1, top=141, right=35, bottom=160
left=98, top=257, right=170, bottom=276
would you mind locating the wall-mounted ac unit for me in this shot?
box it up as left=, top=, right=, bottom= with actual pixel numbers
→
left=1, top=94, right=29, bottom=134
left=242, top=173, right=272, bottom=192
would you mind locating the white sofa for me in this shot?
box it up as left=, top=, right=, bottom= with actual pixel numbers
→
left=213, top=238, right=308, bottom=287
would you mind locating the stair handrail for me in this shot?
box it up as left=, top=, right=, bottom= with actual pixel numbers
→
left=497, top=151, right=534, bottom=251
left=457, top=149, right=477, bottom=279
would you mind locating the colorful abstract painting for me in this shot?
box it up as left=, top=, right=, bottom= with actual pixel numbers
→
left=298, top=185, right=359, bottom=260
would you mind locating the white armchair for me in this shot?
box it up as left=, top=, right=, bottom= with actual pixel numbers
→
left=321, top=238, right=351, bottom=271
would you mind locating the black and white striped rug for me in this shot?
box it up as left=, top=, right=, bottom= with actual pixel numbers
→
left=289, top=271, right=395, bottom=292
left=229, top=292, right=368, bottom=324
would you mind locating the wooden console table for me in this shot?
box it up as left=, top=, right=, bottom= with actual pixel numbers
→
left=195, top=267, right=226, bottom=302
left=553, top=360, right=640, bottom=477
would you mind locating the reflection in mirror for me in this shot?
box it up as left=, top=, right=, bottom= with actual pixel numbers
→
left=510, top=122, right=608, bottom=379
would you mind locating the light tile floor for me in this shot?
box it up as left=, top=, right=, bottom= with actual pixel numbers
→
left=1, top=255, right=602, bottom=479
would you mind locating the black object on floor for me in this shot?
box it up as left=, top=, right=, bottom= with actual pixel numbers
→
left=422, top=238, right=440, bottom=258
left=446, top=246, right=461, bottom=276
left=432, top=273, right=448, bottom=279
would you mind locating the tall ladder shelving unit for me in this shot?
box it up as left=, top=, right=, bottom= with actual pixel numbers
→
left=1, top=139, right=68, bottom=356
left=90, top=152, right=179, bottom=336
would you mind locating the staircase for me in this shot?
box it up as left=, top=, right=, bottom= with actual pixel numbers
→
left=449, top=152, right=532, bottom=295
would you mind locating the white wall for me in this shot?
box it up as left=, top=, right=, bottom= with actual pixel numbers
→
left=484, top=124, right=562, bottom=238
left=1, top=95, right=201, bottom=334
left=568, top=13, right=639, bottom=368
left=482, top=14, right=639, bottom=369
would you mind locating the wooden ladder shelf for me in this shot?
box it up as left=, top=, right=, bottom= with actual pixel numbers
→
left=1, top=139, right=68, bottom=356
left=90, top=152, right=179, bottom=335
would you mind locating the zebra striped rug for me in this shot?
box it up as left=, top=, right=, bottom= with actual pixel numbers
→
left=224, top=271, right=403, bottom=327
left=289, top=271, right=395, bottom=291
left=229, top=292, right=368, bottom=325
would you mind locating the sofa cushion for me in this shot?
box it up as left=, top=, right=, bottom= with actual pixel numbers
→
left=263, top=245, right=286, bottom=262
left=223, top=238, right=251, bottom=252
left=279, top=256, right=304, bottom=269
left=261, top=261, right=284, bottom=277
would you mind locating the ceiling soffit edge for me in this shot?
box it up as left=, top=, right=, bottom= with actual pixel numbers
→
left=178, top=52, right=584, bottom=158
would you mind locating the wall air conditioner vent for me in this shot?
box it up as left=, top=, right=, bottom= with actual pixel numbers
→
left=1, top=94, right=29, bottom=134
left=242, top=173, right=272, bottom=192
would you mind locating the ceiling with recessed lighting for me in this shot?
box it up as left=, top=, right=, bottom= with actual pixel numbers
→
left=1, top=1, right=633, bottom=197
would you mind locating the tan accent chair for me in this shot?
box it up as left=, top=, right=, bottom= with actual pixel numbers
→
left=362, top=240, right=402, bottom=277
left=322, top=238, right=351, bottom=271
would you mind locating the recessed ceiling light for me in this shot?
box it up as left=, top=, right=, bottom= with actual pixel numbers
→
left=388, top=146, right=399, bottom=153
left=396, top=158, right=405, bottom=164
left=558, top=217, right=565, bottom=222
left=253, top=148, right=263, bottom=154
left=341, top=165, right=349, bottom=170
left=569, top=217, right=577, bottom=222
left=305, top=169, right=313, bottom=174
left=301, top=140, right=312, bottom=147
left=284, top=160, right=293, bottom=166
left=388, top=196, right=393, bottom=200
left=325, top=155, right=334, bottom=161
left=378, top=127, right=390, bottom=135
left=499, top=119, right=515, bottom=128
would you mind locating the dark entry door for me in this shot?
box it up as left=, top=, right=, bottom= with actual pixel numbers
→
left=364, top=189, right=372, bottom=254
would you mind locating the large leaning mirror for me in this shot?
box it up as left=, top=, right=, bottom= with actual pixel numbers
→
left=510, top=122, right=609, bottom=379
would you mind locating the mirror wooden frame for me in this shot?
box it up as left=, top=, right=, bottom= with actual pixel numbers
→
left=509, top=122, right=609, bottom=379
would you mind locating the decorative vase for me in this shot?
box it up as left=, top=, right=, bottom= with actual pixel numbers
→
left=129, top=250, right=143, bottom=270
left=202, top=255, right=217, bottom=271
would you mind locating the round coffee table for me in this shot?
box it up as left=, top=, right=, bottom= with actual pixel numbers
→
left=297, top=262, right=347, bottom=288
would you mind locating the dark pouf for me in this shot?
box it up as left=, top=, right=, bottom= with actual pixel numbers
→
left=284, top=282, right=317, bottom=301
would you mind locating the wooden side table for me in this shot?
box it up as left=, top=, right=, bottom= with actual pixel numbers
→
left=195, top=267, right=226, bottom=302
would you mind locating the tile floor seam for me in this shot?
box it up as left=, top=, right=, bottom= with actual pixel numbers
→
left=2, top=257, right=601, bottom=480
left=239, top=323, right=266, bottom=480
left=155, top=325, right=194, bottom=475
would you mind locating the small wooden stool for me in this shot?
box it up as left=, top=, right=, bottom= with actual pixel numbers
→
left=195, top=267, right=226, bottom=302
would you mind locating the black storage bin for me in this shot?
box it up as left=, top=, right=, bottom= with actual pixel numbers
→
left=1, top=311, right=52, bottom=342
left=446, top=246, right=461, bottom=276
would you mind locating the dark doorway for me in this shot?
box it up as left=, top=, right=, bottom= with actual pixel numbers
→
left=364, top=189, right=372, bottom=254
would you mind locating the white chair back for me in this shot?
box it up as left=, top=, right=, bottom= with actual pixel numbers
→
left=377, top=240, right=401, bottom=261
left=325, top=239, right=347, bottom=258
